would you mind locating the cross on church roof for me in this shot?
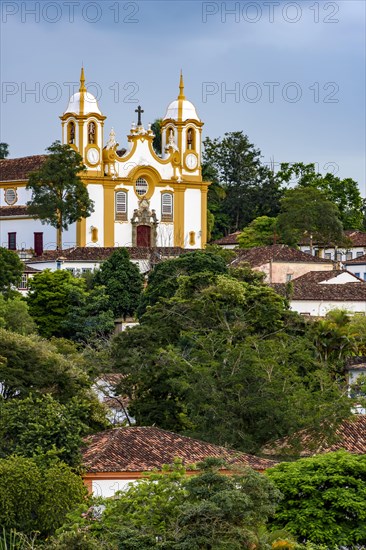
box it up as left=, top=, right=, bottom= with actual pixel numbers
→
left=135, top=105, right=144, bottom=127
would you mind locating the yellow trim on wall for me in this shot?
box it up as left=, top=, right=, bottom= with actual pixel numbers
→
left=104, top=185, right=115, bottom=246
left=174, top=184, right=185, bottom=247
left=200, top=186, right=208, bottom=248
left=77, top=217, right=86, bottom=247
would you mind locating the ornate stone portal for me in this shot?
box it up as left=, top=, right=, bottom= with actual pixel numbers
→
left=131, top=199, right=159, bottom=247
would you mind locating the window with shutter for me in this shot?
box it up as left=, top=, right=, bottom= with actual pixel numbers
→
left=161, top=193, right=173, bottom=221
left=115, top=191, right=127, bottom=221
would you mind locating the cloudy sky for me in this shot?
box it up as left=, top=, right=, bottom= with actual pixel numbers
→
left=1, top=0, right=365, bottom=190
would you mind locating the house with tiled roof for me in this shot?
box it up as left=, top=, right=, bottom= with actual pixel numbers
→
left=231, top=244, right=335, bottom=283
left=299, top=230, right=366, bottom=262
left=82, top=426, right=277, bottom=497
left=261, top=416, right=366, bottom=459
left=271, top=269, right=366, bottom=317
left=25, top=246, right=186, bottom=275
left=345, top=252, right=366, bottom=282
left=211, top=231, right=241, bottom=249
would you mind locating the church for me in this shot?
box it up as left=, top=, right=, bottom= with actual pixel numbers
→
left=0, top=70, right=209, bottom=255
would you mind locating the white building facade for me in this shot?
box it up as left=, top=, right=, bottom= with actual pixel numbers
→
left=0, top=70, right=209, bottom=254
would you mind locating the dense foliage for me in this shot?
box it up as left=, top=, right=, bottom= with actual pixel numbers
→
left=267, top=451, right=366, bottom=545
left=93, top=248, right=143, bottom=319
left=0, top=455, right=86, bottom=538
left=27, top=270, right=114, bottom=341
left=26, top=141, right=94, bottom=249
left=113, top=261, right=352, bottom=453
left=0, top=247, right=23, bottom=293
left=203, top=132, right=283, bottom=238
left=54, top=459, right=282, bottom=549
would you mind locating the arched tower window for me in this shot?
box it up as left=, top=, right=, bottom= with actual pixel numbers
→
left=187, top=127, right=195, bottom=150
left=68, top=121, right=75, bottom=144
left=115, top=191, right=128, bottom=221
left=88, top=121, right=96, bottom=144
left=161, top=193, right=173, bottom=222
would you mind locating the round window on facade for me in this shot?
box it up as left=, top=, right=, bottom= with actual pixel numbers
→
left=135, top=177, right=148, bottom=197
left=5, top=188, right=17, bottom=205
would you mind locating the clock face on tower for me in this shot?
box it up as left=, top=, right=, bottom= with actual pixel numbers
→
left=185, top=152, right=198, bottom=170
left=87, top=147, right=100, bottom=165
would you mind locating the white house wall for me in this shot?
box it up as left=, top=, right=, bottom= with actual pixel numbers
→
left=290, top=300, right=366, bottom=317
left=92, top=478, right=136, bottom=498
left=184, top=188, right=201, bottom=249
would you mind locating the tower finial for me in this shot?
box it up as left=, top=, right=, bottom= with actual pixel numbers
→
left=178, top=70, right=185, bottom=100
left=79, top=66, right=86, bottom=93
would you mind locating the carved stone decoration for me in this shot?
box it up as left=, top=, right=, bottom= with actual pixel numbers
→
left=131, top=198, right=159, bottom=247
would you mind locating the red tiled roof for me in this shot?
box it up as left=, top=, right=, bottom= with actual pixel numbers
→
left=212, top=232, right=241, bottom=246
left=82, top=427, right=276, bottom=472
left=24, top=265, right=41, bottom=273
left=346, top=253, right=366, bottom=265
left=29, top=247, right=186, bottom=263
left=262, top=416, right=366, bottom=457
left=271, top=281, right=366, bottom=301
left=0, top=206, right=29, bottom=217
left=345, top=357, right=366, bottom=371
left=231, top=245, right=335, bottom=268
left=0, top=155, right=47, bottom=182
left=344, top=230, right=366, bottom=247
left=299, top=230, right=366, bottom=248
left=292, top=270, right=362, bottom=284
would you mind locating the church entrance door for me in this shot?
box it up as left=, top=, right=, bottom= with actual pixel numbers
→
left=136, top=225, right=151, bottom=247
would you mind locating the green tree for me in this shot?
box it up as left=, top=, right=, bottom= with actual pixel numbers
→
left=114, top=272, right=350, bottom=452
left=0, top=143, right=9, bottom=159
left=26, top=141, right=94, bottom=249
left=267, top=451, right=366, bottom=545
left=238, top=216, right=279, bottom=248
left=137, top=250, right=227, bottom=317
left=203, top=132, right=284, bottom=234
left=0, top=394, right=104, bottom=467
left=278, top=162, right=363, bottom=230
left=0, top=248, right=23, bottom=293
left=0, top=294, right=36, bottom=335
left=277, top=187, right=344, bottom=250
left=58, top=459, right=281, bottom=549
left=0, top=328, right=89, bottom=401
left=93, top=248, right=143, bottom=320
left=151, top=118, right=162, bottom=155
left=0, top=455, right=86, bottom=538
left=27, top=270, right=114, bottom=341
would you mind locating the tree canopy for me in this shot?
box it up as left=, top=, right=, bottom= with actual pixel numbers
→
left=0, top=248, right=23, bottom=293
left=277, top=187, right=344, bottom=249
left=93, top=248, right=143, bottom=319
left=0, top=454, right=86, bottom=538
left=137, top=250, right=227, bottom=317
left=27, top=269, right=114, bottom=341
left=113, top=268, right=351, bottom=452
left=26, top=141, right=94, bottom=249
left=277, top=162, right=363, bottom=230
left=203, top=132, right=284, bottom=236
left=0, top=143, right=9, bottom=159
left=267, top=451, right=366, bottom=545
left=55, top=459, right=281, bottom=549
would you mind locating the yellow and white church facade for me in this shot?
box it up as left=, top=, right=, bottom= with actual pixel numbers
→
left=0, top=70, right=209, bottom=253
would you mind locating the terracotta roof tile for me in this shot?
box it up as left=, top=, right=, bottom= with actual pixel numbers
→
left=292, top=270, right=362, bottom=284
left=262, top=416, right=366, bottom=457
left=271, top=281, right=366, bottom=301
left=23, top=265, right=41, bottom=273
left=82, top=427, right=276, bottom=472
left=299, top=230, right=366, bottom=248
left=346, top=253, right=366, bottom=265
left=29, top=246, right=186, bottom=263
left=212, top=232, right=241, bottom=246
left=0, top=206, right=29, bottom=217
left=0, top=155, right=47, bottom=182
left=231, top=245, right=335, bottom=268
